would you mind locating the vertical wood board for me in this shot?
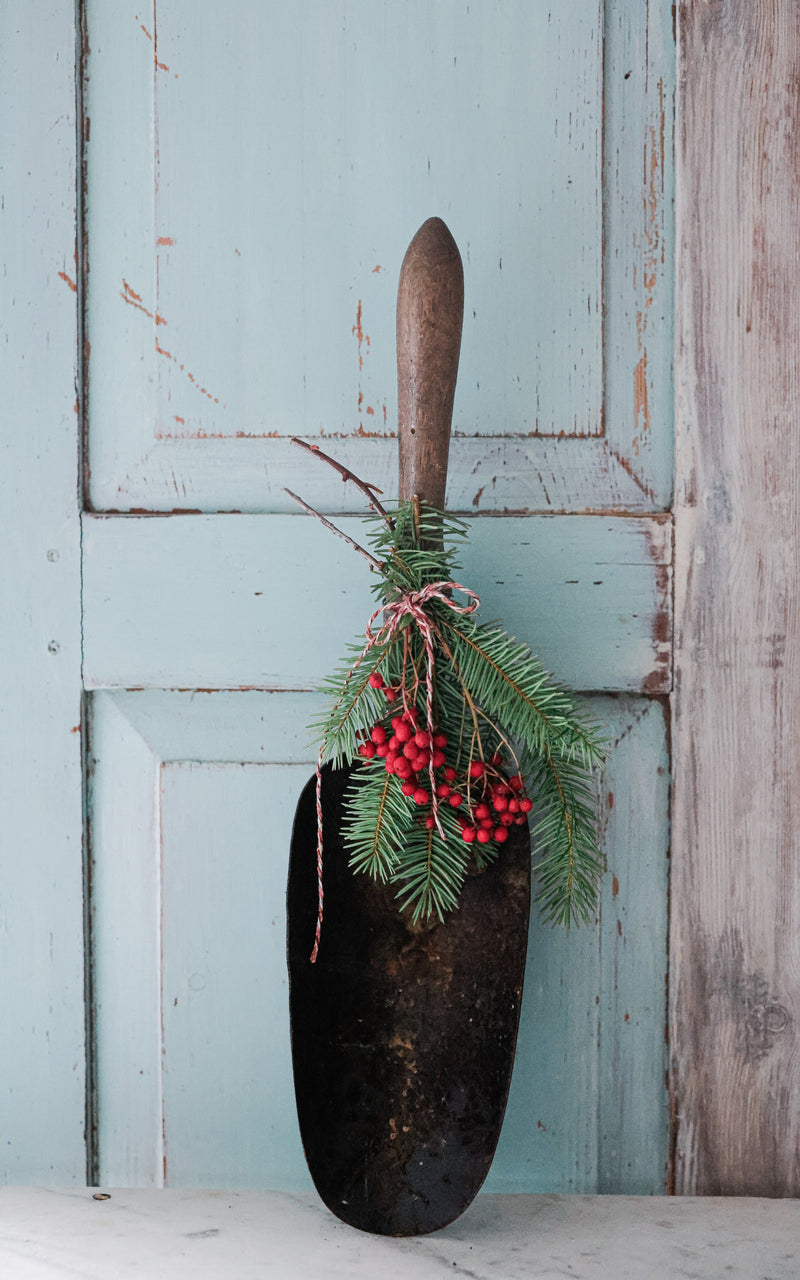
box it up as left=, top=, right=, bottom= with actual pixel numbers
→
left=672, top=0, right=800, bottom=1195
left=0, top=4, right=86, bottom=1183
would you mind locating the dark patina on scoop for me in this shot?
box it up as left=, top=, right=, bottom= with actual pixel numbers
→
left=287, top=219, right=531, bottom=1236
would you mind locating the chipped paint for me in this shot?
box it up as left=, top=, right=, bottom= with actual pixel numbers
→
left=139, top=10, right=177, bottom=78
left=58, top=270, right=77, bottom=292
left=352, top=299, right=369, bottom=372
left=634, top=351, right=651, bottom=434
left=121, top=278, right=167, bottom=326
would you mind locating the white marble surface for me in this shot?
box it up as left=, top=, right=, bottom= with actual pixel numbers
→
left=0, top=1189, right=797, bottom=1280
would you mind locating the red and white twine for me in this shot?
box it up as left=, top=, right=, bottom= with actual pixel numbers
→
left=309, top=580, right=479, bottom=963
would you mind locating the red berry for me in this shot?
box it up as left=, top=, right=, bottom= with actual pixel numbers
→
left=395, top=758, right=412, bottom=779
left=444, top=766, right=457, bottom=782
left=509, top=774, right=524, bottom=792
left=480, top=817, right=494, bottom=829
left=401, top=781, right=416, bottom=796
left=475, top=803, right=491, bottom=820
left=490, top=752, right=503, bottom=767
left=384, top=687, right=398, bottom=702
left=520, top=797, right=533, bottom=813
left=413, top=788, right=430, bottom=806
left=469, top=760, right=486, bottom=779
left=508, top=797, right=520, bottom=813
left=376, top=743, right=389, bottom=758
left=494, top=826, right=508, bottom=843
left=424, top=816, right=435, bottom=829
left=514, top=815, right=526, bottom=825
left=358, top=742, right=376, bottom=759
left=461, top=826, right=477, bottom=843
left=476, top=827, right=492, bottom=844
left=431, top=750, right=446, bottom=768
left=414, top=730, right=430, bottom=749
left=436, top=783, right=451, bottom=799
left=492, top=793, right=508, bottom=812
left=368, top=671, right=384, bottom=689
left=433, top=733, right=448, bottom=748
left=395, top=721, right=411, bottom=743
left=371, top=725, right=386, bottom=744
left=500, top=811, right=514, bottom=826
left=403, top=741, right=418, bottom=759
left=449, top=793, right=463, bottom=808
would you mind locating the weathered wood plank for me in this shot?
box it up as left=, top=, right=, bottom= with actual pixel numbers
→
left=89, top=691, right=669, bottom=1192
left=672, top=0, right=800, bottom=1194
left=81, top=513, right=672, bottom=693
left=0, top=4, right=86, bottom=1182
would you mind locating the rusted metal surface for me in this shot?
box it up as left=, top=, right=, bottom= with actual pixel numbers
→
left=287, top=764, right=531, bottom=1235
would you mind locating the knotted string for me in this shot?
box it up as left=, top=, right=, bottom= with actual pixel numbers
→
left=310, top=580, right=479, bottom=963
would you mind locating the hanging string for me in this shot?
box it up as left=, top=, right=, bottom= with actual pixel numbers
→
left=309, top=581, right=479, bottom=962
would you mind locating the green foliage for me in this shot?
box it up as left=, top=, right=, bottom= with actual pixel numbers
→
left=314, top=499, right=607, bottom=926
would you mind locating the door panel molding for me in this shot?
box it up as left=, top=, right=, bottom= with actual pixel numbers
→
left=81, top=512, right=673, bottom=693
left=88, top=691, right=669, bottom=1192
left=81, top=0, right=674, bottom=515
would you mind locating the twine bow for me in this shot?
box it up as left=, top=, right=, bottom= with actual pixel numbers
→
left=310, top=580, right=479, bottom=962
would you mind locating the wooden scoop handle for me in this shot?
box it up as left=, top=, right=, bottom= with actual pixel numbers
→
left=396, top=218, right=464, bottom=508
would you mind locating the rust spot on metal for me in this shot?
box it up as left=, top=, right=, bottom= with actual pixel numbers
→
left=472, top=485, right=485, bottom=508
left=70, top=724, right=81, bottom=734
left=624, top=1011, right=630, bottom=1022
left=157, top=236, right=174, bottom=246
left=59, top=270, right=77, bottom=292
left=617, top=920, right=623, bottom=937
left=607, top=791, right=615, bottom=809
left=612, top=874, right=620, bottom=899
left=373, top=265, right=382, bottom=273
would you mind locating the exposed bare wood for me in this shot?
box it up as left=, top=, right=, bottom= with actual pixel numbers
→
left=672, top=0, right=800, bottom=1194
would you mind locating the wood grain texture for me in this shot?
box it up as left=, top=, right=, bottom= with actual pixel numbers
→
left=81, top=513, right=672, bottom=693
left=0, top=3, right=86, bottom=1182
left=672, top=0, right=800, bottom=1194
left=88, top=691, right=669, bottom=1193
left=82, top=1, right=674, bottom=515
left=397, top=217, right=464, bottom=510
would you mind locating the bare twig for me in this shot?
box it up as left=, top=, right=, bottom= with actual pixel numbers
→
left=283, top=488, right=385, bottom=572
left=290, top=437, right=394, bottom=527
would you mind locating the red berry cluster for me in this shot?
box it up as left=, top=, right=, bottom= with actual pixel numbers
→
left=357, top=670, right=533, bottom=847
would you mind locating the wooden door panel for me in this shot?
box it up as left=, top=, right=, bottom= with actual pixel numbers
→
left=81, top=512, right=672, bottom=693
left=83, top=0, right=673, bottom=515
left=88, top=691, right=669, bottom=1191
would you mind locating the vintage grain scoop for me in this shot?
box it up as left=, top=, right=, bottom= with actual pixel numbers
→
left=286, top=218, right=604, bottom=1236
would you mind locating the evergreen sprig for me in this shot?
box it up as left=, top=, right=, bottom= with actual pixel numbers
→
left=312, top=498, right=607, bottom=926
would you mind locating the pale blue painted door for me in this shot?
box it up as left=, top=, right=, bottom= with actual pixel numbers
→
left=3, top=1, right=674, bottom=1190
